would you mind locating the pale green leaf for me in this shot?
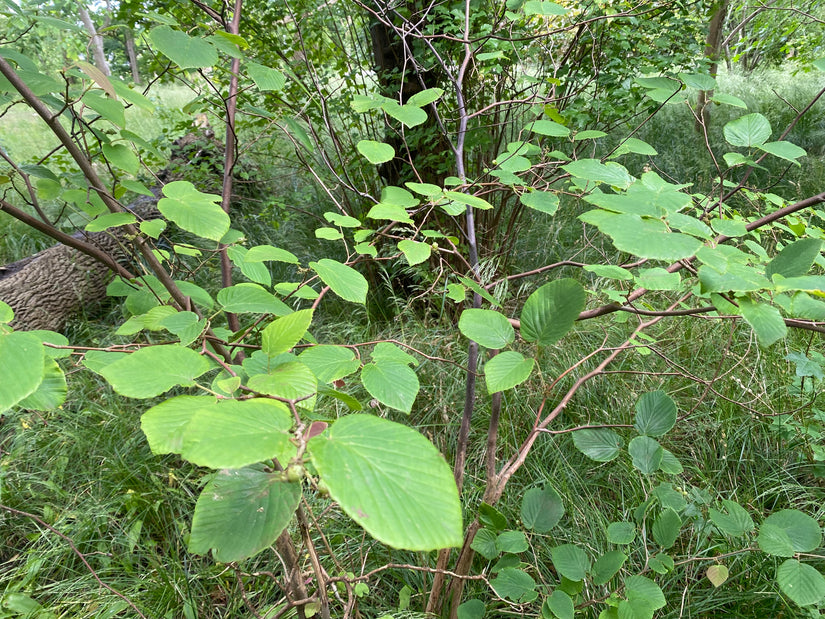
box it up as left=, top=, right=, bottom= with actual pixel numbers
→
left=149, top=26, right=218, bottom=69
left=550, top=544, right=589, bottom=581
left=261, top=309, right=313, bottom=357
left=724, top=113, right=771, bottom=147
left=360, top=361, right=419, bottom=413
left=217, top=283, right=291, bottom=315
left=739, top=299, right=787, bottom=347
left=398, top=239, right=431, bottom=266
left=484, top=351, right=534, bottom=394
left=628, top=436, right=663, bottom=474
left=634, top=391, right=677, bottom=437
left=357, top=140, right=395, bottom=164
left=310, top=259, right=368, bottom=304
left=158, top=181, right=228, bottom=242
left=458, top=309, right=515, bottom=349
left=98, top=344, right=211, bottom=398
left=247, top=62, right=286, bottom=91
left=520, top=279, right=585, bottom=346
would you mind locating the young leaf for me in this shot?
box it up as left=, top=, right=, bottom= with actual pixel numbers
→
left=484, top=351, right=535, bottom=394
left=247, top=62, right=286, bottom=91
left=97, top=345, right=211, bottom=398
left=520, top=279, right=585, bottom=346
left=189, top=468, right=301, bottom=562
left=398, top=239, right=431, bottom=266
left=634, top=391, right=677, bottom=437
left=572, top=428, right=623, bottom=462
left=309, top=414, right=462, bottom=550
left=458, top=309, right=515, bottom=349
left=310, top=259, right=368, bottom=304
left=777, top=559, right=825, bottom=607
left=549, top=544, right=590, bottom=582
left=521, top=485, right=565, bottom=533
left=261, top=309, right=313, bottom=357
left=706, top=565, right=729, bottom=588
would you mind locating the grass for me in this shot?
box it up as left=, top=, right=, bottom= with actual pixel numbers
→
left=3, top=64, right=825, bottom=619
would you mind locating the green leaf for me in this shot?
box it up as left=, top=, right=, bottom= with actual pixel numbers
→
left=398, top=239, right=431, bottom=266
left=572, top=429, right=623, bottom=462
left=738, top=299, right=787, bottom=347
left=443, top=191, right=494, bottom=210
left=523, top=1, right=568, bottom=16
left=521, top=485, right=565, bottom=532
left=611, top=137, right=658, bottom=157
left=102, top=143, right=139, bottom=174
left=496, top=530, right=528, bottom=554
left=261, top=310, right=313, bottom=357
left=309, top=415, right=462, bottom=550
left=18, top=359, right=66, bottom=410
left=573, top=130, right=607, bottom=141
left=625, top=575, right=666, bottom=610
left=562, top=159, right=634, bottom=189
left=520, top=190, right=559, bottom=215
left=457, top=599, right=486, bottom=619
left=149, top=26, right=218, bottom=69
left=371, top=342, right=418, bottom=366
left=484, top=351, right=534, bottom=394
left=217, top=283, right=291, bottom=315
left=724, top=113, right=771, bottom=147
left=248, top=361, right=318, bottom=402
left=247, top=62, right=286, bottom=91
left=470, top=527, right=499, bottom=560
left=607, top=521, right=636, bottom=545
left=82, top=90, right=125, bottom=127
left=382, top=101, right=427, bottom=127
left=527, top=119, right=570, bottom=137
left=777, top=559, right=825, bottom=607
left=490, top=568, right=536, bottom=602
left=544, top=590, right=574, bottom=619
left=706, top=564, right=729, bottom=588
left=357, top=140, right=395, bottom=164
left=550, top=544, right=589, bottom=581
left=98, top=345, right=211, bottom=398
left=367, top=202, right=415, bottom=225
left=652, top=508, right=681, bottom=549
left=584, top=265, right=634, bottom=281
left=189, top=468, right=301, bottom=562
left=580, top=211, right=702, bottom=260
left=628, top=436, right=663, bottom=475
left=758, top=523, right=796, bottom=557
left=360, top=361, right=419, bottom=414
left=712, top=93, right=748, bottom=108
left=711, top=218, right=748, bottom=238
left=244, top=244, right=300, bottom=264
left=634, top=391, right=677, bottom=437
left=406, top=87, right=444, bottom=107
left=299, top=346, right=360, bottom=383
left=592, top=550, right=628, bottom=586
left=709, top=500, right=754, bottom=537
left=635, top=268, right=681, bottom=290
left=315, top=227, right=343, bottom=240
left=766, top=238, right=822, bottom=281
left=659, top=449, right=683, bottom=474
left=310, top=259, right=368, bottom=304
left=0, top=300, right=12, bottom=323
left=158, top=181, right=229, bottom=242
left=520, top=279, right=585, bottom=346
left=0, top=332, right=45, bottom=411
left=758, top=141, right=806, bottom=165
left=458, top=309, right=515, bottom=349
left=140, top=218, right=166, bottom=238
left=761, top=510, right=822, bottom=554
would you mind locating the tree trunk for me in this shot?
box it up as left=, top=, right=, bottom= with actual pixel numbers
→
left=695, top=0, right=729, bottom=132
left=124, top=28, right=141, bottom=84
left=78, top=4, right=111, bottom=76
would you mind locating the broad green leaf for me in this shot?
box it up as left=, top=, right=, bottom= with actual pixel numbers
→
left=635, top=268, right=681, bottom=290
left=371, top=342, right=418, bottom=366
left=484, top=351, right=535, bottom=394
left=324, top=212, right=361, bottom=227
left=367, top=202, right=414, bottom=225
left=761, top=510, right=822, bottom=554
left=573, top=130, right=607, bottom=141
left=299, top=345, right=360, bottom=383
left=709, top=500, right=754, bottom=537
left=653, top=483, right=687, bottom=512
left=261, top=310, right=313, bottom=357
left=18, top=359, right=66, bottom=410
left=116, top=305, right=178, bottom=335
left=579, top=211, right=702, bottom=260
left=652, top=508, right=681, bottom=549
left=766, top=238, right=822, bottom=281
left=585, top=264, right=634, bottom=281
left=82, top=90, right=125, bottom=127
left=759, top=141, right=806, bottom=165
left=316, top=384, right=362, bottom=411
left=550, top=544, right=589, bottom=581
left=520, top=190, right=559, bottom=215
left=625, top=575, right=666, bottom=610
left=398, top=239, right=431, bottom=266
left=406, top=88, right=444, bottom=107
left=521, top=485, right=564, bottom=532
left=244, top=245, right=300, bottom=264
left=634, top=391, right=677, bottom=437
left=758, top=523, right=796, bottom=557
left=724, top=113, right=771, bottom=147
left=544, top=590, right=574, bottom=619
left=309, top=414, right=462, bottom=550
left=572, top=428, right=623, bottom=462
left=496, top=530, right=528, bottom=554
left=777, top=559, right=825, bottom=606
left=457, top=599, right=486, bottom=619
left=562, top=159, right=634, bottom=189
left=98, top=345, right=210, bottom=398
left=158, top=181, right=229, bottom=242
left=247, top=62, right=286, bottom=91
left=592, top=550, right=628, bottom=586
left=628, top=436, right=663, bottom=475
left=360, top=361, right=419, bottom=414
left=520, top=279, right=585, bottom=346
left=607, top=522, right=636, bottom=545
left=382, top=101, right=427, bottom=127
left=149, top=25, right=218, bottom=69
left=0, top=332, right=45, bottom=411
left=711, top=218, right=748, bottom=238
left=470, top=527, right=499, bottom=560
left=406, top=181, right=442, bottom=197
left=316, top=228, right=342, bottom=240
left=527, top=119, right=570, bottom=137
left=248, top=361, right=318, bottom=402
left=739, top=299, right=787, bottom=347
left=479, top=503, right=508, bottom=531
left=524, top=0, right=567, bottom=15
left=490, top=568, right=536, bottom=602
left=443, top=191, right=493, bottom=210
left=102, top=143, right=138, bottom=174
left=310, top=259, right=368, bottom=304
left=458, top=309, right=515, bottom=349
left=189, top=467, right=301, bottom=562
left=274, top=282, right=319, bottom=300
left=611, top=137, right=658, bottom=157
left=0, top=300, right=12, bottom=323
left=228, top=245, right=270, bottom=286
left=357, top=140, right=395, bottom=164
left=712, top=93, right=747, bottom=108
left=140, top=219, right=166, bottom=238
left=217, top=283, right=291, bottom=315
left=457, top=275, right=500, bottom=306
left=706, top=564, right=729, bottom=588
left=679, top=72, right=716, bottom=90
